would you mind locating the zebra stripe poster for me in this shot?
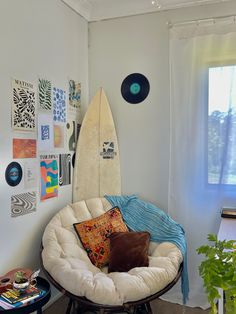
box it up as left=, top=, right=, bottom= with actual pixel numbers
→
left=11, top=192, right=37, bottom=217
left=59, top=154, right=71, bottom=186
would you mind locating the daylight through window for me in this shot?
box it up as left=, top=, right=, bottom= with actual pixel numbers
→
left=208, top=65, right=236, bottom=185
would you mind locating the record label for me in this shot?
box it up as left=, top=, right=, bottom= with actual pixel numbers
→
left=5, top=162, right=23, bottom=186
left=121, top=73, right=150, bottom=104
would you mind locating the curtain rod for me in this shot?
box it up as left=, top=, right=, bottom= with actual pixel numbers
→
left=167, top=14, right=236, bottom=28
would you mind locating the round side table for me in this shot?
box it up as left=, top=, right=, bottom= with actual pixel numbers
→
left=0, top=277, right=51, bottom=314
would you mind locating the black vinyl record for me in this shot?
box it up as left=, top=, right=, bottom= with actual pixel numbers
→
left=5, top=162, right=23, bottom=187
left=121, top=73, right=150, bottom=104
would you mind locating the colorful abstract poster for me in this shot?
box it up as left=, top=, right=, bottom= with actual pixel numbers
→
left=53, top=87, right=66, bottom=123
left=13, top=138, right=37, bottom=158
left=66, top=120, right=76, bottom=151
left=11, top=192, right=36, bottom=217
left=59, top=154, right=71, bottom=186
left=40, top=155, right=58, bottom=201
left=54, top=124, right=65, bottom=148
left=38, top=114, right=53, bottom=151
left=38, top=78, right=52, bottom=111
left=12, top=78, right=36, bottom=131
left=24, top=161, right=38, bottom=189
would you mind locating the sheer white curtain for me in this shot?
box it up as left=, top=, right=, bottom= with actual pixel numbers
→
left=164, top=17, right=236, bottom=309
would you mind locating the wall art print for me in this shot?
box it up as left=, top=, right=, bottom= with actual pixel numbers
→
left=69, top=80, right=81, bottom=108
left=59, top=154, right=71, bottom=186
left=24, top=161, right=38, bottom=189
left=40, top=155, right=58, bottom=201
left=76, top=123, right=81, bottom=140
left=38, top=78, right=52, bottom=111
left=38, top=114, right=53, bottom=152
left=5, top=162, right=23, bottom=187
left=11, top=191, right=36, bottom=218
left=54, top=124, right=64, bottom=148
left=66, top=120, right=76, bottom=151
left=12, top=78, right=36, bottom=131
left=13, top=138, right=37, bottom=158
left=53, top=87, right=66, bottom=123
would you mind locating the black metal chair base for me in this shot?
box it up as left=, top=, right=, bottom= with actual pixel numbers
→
left=66, top=298, right=153, bottom=314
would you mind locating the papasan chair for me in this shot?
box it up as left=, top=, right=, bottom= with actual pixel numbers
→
left=41, top=196, right=186, bottom=314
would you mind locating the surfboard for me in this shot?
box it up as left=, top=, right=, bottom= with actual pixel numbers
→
left=73, top=88, right=121, bottom=202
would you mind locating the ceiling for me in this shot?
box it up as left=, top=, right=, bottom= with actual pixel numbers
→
left=61, top=0, right=230, bottom=21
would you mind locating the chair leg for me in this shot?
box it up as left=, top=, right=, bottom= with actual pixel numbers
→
left=144, top=302, right=153, bottom=314
left=66, top=298, right=73, bottom=314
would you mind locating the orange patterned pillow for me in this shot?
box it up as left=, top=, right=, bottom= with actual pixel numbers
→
left=73, top=207, right=128, bottom=268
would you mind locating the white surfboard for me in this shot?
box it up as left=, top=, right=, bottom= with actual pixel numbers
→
left=73, top=88, right=121, bottom=202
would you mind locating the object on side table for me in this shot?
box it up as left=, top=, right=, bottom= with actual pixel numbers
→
left=221, top=207, right=236, bottom=219
left=0, top=277, right=51, bottom=314
left=0, top=268, right=32, bottom=294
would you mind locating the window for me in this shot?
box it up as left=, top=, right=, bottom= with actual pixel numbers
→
left=208, top=65, right=236, bottom=185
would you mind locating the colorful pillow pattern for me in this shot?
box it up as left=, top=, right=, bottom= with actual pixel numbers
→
left=108, top=231, right=150, bottom=273
left=73, top=207, right=128, bottom=268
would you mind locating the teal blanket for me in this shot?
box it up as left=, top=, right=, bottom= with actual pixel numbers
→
left=105, top=194, right=189, bottom=304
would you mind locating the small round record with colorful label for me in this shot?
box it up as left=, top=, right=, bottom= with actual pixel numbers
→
left=121, top=73, right=150, bottom=104
left=5, top=162, right=23, bottom=186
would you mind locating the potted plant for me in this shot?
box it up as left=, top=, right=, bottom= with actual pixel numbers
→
left=197, top=234, right=236, bottom=314
left=13, top=270, right=30, bottom=293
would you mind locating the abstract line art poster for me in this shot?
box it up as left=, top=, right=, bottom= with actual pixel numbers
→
left=53, top=87, right=66, bottom=123
left=59, top=154, right=71, bottom=186
left=40, top=155, right=58, bottom=201
left=54, top=124, right=65, bottom=148
left=13, top=138, right=37, bottom=158
left=12, top=78, right=36, bottom=131
left=38, top=78, right=52, bottom=111
left=24, top=161, right=38, bottom=189
left=11, top=192, right=37, bottom=217
left=38, top=113, right=53, bottom=152
left=68, top=80, right=81, bottom=120
left=66, top=120, right=76, bottom=151
left=69, top=80, right=81, bottom=109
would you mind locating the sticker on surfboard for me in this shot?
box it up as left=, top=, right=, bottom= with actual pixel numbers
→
left=100, top=142, right=117, bottom=159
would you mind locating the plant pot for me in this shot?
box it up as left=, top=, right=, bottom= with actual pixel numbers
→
left=13, top=279, right=30, bottom=294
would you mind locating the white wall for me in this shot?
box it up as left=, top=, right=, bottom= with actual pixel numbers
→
left=0, top=0, right=88, bottom=282
left=88, top=1, right=236, bottom=210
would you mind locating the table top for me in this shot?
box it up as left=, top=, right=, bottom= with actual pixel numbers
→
left=0, top=277, right=51, bottom=314
left=218, top=217, right=236, bottom=241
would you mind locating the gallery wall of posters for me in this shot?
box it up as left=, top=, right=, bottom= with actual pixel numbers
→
left=7, top=76, right=82, bottom=217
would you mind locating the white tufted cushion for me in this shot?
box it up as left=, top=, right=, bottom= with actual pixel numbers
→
left=42, top=197, right=183, bottom=305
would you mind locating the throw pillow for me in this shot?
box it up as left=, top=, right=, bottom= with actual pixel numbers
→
left=108, top=231, right=150, bottom=273
left=73, top=207, right=128, bottom=268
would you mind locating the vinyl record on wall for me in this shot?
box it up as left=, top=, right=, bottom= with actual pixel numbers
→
left=121, top=73, right=150, bottom=104
left=5, top=162, right=23, bottom=187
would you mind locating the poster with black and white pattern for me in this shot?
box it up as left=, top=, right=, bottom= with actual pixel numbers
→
left=59, top=154, right=71, bottom=186
left=11, top=192, right=37, bottom=217
left=12, top=78, right=36, bottom=131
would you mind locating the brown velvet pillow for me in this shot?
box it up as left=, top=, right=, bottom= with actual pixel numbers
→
left=108, top=231, right=150, bottom=273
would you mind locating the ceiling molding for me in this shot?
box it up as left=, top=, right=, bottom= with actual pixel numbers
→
left=61, top=0, right=92, bottom=20
left=61, top=0, right=232, bottom=22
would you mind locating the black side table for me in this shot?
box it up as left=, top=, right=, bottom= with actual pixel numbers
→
left=0, top=277, right=51, bottom=314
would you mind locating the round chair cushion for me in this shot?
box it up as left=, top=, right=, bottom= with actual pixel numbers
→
left=42, top=197, right=183, bottom=306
